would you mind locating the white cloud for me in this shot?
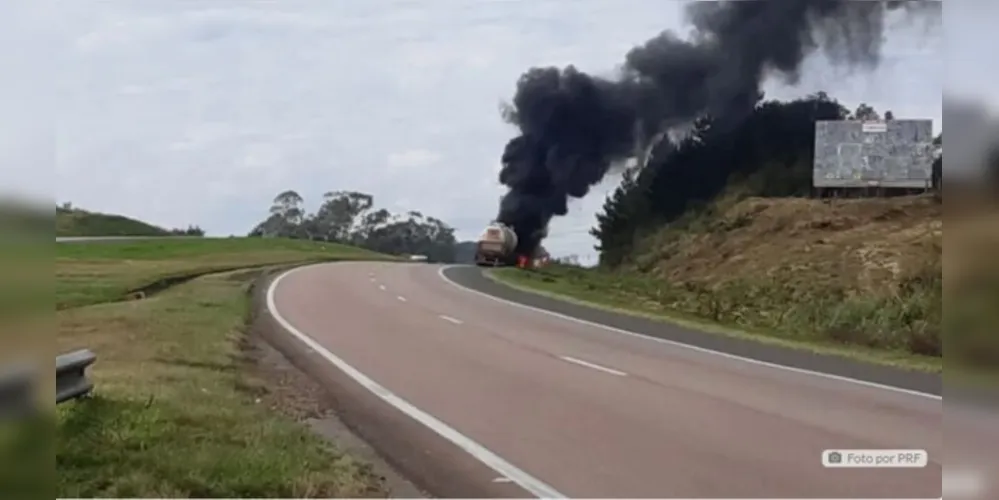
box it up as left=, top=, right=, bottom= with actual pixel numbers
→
left=0, top=0, right=949, bottom=261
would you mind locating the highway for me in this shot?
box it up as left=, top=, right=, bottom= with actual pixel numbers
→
left=265, top=261, right=952, bottom=498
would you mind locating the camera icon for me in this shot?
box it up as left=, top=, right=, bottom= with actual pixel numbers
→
left=827, top=451, right=843, bottom=464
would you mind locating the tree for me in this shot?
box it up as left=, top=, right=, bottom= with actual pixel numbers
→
left=262, top=190, right=304, bottom=237
left=271, top=190, right=304, bottom=221
left=592, top=93, right=850, bottom=267
left=249, top=213, right=286, bottom=237
left=169, top=224, right=205, bottom=236
left=850, top=103, right=880, bottom=121
left=313, top=191, right=374, bottom=242
left=247, top=189, right=461, bottom=262
left=352, top=208, right=391, bottom=244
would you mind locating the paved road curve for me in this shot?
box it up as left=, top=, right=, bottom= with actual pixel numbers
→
left=268, top=261, right=945, bottom=498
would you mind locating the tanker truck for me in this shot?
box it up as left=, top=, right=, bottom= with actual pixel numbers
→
left=474, top=222, right=518, bottom=267
left=474, top=222, right=552, bottom=268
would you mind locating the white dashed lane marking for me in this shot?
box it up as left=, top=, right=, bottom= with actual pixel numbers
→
left=267, top=266, right=565, bottom=499
left=397, top=295, right=407, bottom=302
left=439, top=315, right=463, bottom=325
left=558, top=355, right=628, bottom=377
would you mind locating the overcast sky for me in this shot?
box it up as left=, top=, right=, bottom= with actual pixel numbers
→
left=3, top=0, right=956, bottom=263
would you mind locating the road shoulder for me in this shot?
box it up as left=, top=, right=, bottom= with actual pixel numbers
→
left=442, top=265, right=941, bottom=397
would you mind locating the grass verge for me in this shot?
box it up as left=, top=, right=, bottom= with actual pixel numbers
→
left=56, top=268, right=388, bottom=498
left=489, top=266, right=941, bottom=373
left=57, top=237, right=395, bottom=309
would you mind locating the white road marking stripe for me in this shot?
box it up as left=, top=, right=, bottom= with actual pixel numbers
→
left=558, top=355, right=627, bottom=377
left=268, top=265, right=565, bottom=499
left=437, top=265, right=941, bottom=401
left=379, top=284, right=386, bottom=290
left=397, top=295, right=407, bottom=302
left=439, top=315, right=463, bottom=325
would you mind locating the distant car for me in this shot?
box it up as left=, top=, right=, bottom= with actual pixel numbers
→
left=408, top=254, right=428, bottom=262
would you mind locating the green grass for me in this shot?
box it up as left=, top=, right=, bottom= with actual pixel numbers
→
left=56, top=207, right=171, bottom=237
left=56, top=270, right=388, bottom=498
left=490, top=265, right=942, bottom=373
left=1, top=416, right=54, bottom=499
left=57, top=237, right=396, bottom=309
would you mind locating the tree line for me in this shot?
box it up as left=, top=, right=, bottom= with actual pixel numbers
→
left=248, top=190, right=459, bottom=262
left=592, top=93, right=943, bottom=267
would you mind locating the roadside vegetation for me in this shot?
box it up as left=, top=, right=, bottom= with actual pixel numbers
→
left=56, top=203, right=203, bottom=237
left=56, top=237, right=392, bottom=309
left=492, top=95, right=945, bottom=372
left=493, top=194, right=941, bottom=372
left=56, top=238, right=393, bottom=497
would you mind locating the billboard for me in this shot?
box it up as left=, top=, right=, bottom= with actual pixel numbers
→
left=813, top=119, right=935, bottom=188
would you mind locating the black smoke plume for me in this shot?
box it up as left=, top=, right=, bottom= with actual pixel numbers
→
left=495, top=0, right=940, bottom=255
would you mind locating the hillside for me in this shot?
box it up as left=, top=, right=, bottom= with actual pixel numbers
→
left=495, top=194, right=942, bottom=368
left=632, top=194, right=939, bottom=297
left=56, top=206, right=201, bottom=237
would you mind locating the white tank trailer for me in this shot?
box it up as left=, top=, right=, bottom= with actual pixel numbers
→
left=474, top=222, right=518, bottom=266
left=474, top=221, right=549, bottom=267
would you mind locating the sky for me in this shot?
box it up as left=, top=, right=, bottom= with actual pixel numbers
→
left=2, top=0, right=954, bottom=264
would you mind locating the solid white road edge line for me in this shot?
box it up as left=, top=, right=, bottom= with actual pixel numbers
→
left=436, top=265, right=941, bottom=402
left=439, top=315, right=463, bottom=325
left=267, top=265, right=565, bottom=499
left=559, top=356, right=628, bottom=377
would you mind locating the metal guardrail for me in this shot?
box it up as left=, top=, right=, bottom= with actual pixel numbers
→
left=57, top=349, right=97, bottom=404
left=0, top=349, right=96, bottom=417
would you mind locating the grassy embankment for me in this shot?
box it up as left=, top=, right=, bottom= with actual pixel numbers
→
left=57, top=237, right=396, bottom=497
left=57, top=237, right=392, bottom=309
left=56, top=206, right=173, bottom=237
left=491, top=195, right=943, bottom=372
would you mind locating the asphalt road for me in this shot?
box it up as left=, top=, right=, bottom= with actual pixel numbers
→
left=266, top=261, right=959, bottom=498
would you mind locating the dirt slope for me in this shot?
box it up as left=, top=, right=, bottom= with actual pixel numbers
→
left=635, top=195, right=940, bottom=300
